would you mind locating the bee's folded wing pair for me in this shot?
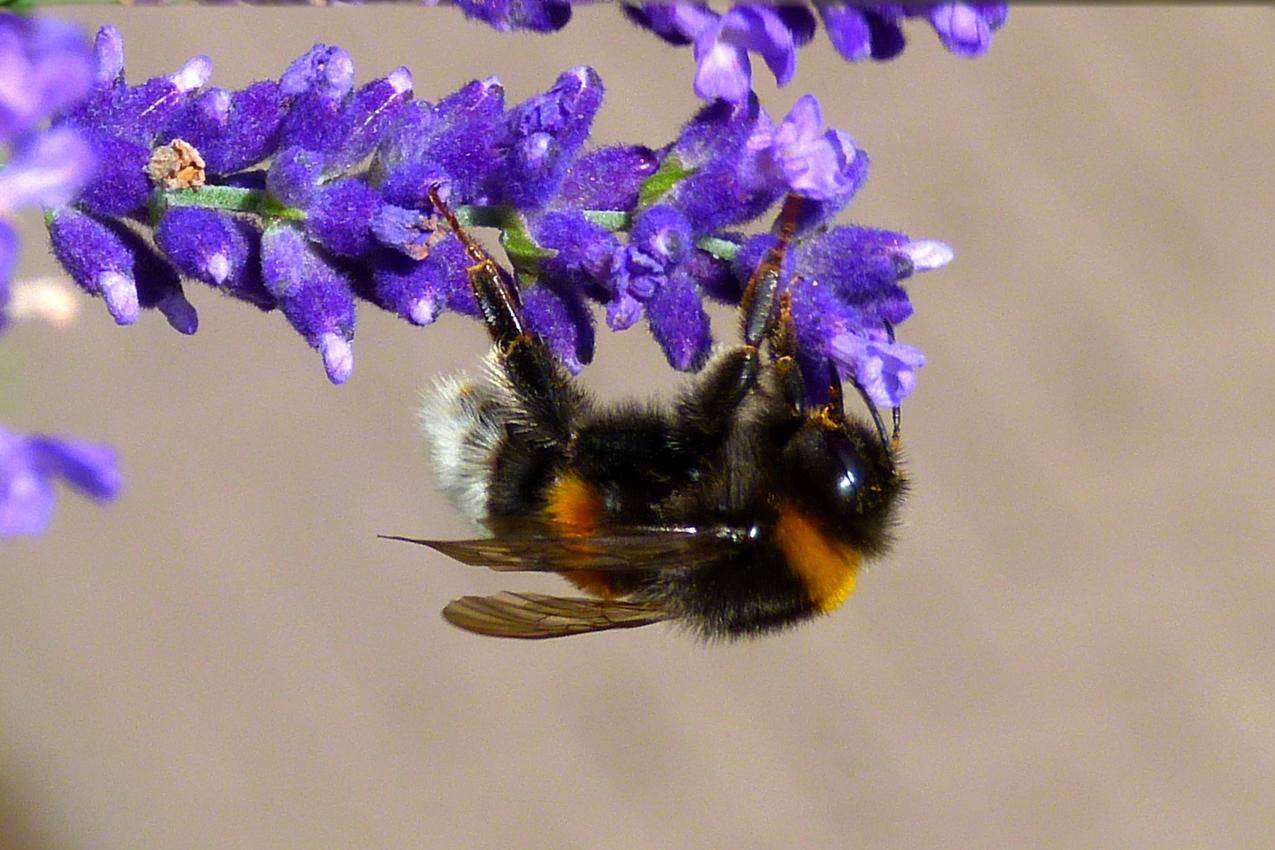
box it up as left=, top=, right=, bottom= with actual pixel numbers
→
left=383, top=525, right=748, bottom=638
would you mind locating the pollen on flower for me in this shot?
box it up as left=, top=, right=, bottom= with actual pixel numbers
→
left=147, top=139, right=207, bottom=190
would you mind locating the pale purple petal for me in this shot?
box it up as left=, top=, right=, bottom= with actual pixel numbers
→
left=718, top=5, right=796, bottom=87
left=693, top=25, right=752, bottom=104
left=930, top=3, right=993, bottom=57
left=0, top=127, right=95, bottom=211
left=829, top=333, right=926, bottom=407
left=900, top=239, right=954, bottom=271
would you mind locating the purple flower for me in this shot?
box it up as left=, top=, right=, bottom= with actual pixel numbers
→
left=47, top=207, right=142, bottom=324
left=154, top=207, right=275, bottom=309
left=645, top=268, right=711, bottom=371
left=366, top=236, right=476, bottom=326
left=0, top=126, right=94, bottom=212
left=736, top=223, right=953, bottom=406
left=261, top=222, right=357, bottom=383
left=0, top=15, right=95, bottom=331
left=520, top=279, right=594, bottom=373
left=0, top=14, right=95, bottom=142
left=305, top=177, right=384, bottom=257
left=829, top=332, right=926, bottom=408
left=606, top=205, right=692, bottom=326
left=819, top=2, right=1008, bottom=63
left=451, top=0, right=573, bottom=33
left=817, top=2, right=906, bottom=62
left=0, top=427, right=121, bottom=537
left=497, top=66, right=602, bottom=209
left=165, top=81, right=286, bottom=177
left=48, top=207, right=198, bottom=333
left=926, top=3, right=1007, bottom=58
left=553, top=145, right=658, bottom=211
left=743, top=94, right=865, bottom=202
left=679, top=4, right=797, bottom=103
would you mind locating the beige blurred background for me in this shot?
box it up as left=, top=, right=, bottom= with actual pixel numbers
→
left=2, top=5, right=1273, bottom=849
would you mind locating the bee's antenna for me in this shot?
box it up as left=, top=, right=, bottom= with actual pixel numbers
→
left=845, top=371, right=891, bottom=455
left=883, top=319, right=901, bottom=442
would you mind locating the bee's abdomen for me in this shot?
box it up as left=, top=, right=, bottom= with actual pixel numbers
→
left=420, top=371, right=516, bottom=525
left=659, top=545, right=817, bottom=640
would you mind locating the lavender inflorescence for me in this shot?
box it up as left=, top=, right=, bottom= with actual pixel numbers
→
left=42, top=28, right=950, bottom=405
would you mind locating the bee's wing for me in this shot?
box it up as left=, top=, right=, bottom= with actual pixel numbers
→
left=381, top=525, right=748, bottom=573
left=442, top=591, right=668, bottom=639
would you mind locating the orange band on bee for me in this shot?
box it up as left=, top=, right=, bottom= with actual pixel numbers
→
left=545, top=474, right=615, bottom=598
left=545, top=474, right=603, bottom=536
left=775, top=505, right=861, bottom=613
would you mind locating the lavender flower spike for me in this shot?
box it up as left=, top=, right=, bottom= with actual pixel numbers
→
left=0, top=427, right=122, bottom=537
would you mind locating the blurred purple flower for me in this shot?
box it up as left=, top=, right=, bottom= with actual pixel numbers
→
left=925, top=3, right=1007, bottom=58
left=819, top=2, right=1008, bottom=63
left=657, top=3, right=797, bottom=103
left=450, top=0, right=573, bottom=33
left=0, top=14, right=95, bottom=142
left=0, top=427, right=121, bottom=537
left=0, top=14, right=96, bottom=331
left=0, top=127, right=94, bottom=212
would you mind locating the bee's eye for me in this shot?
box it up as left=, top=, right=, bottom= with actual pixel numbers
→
left=829, top=434, right=866, bottom=501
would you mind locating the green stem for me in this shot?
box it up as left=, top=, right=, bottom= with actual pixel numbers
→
left=150, top=189, right=741, bottom=260
left=152, top=186, right=305, bottom=222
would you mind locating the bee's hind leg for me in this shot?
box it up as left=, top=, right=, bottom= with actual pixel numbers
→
left=428, top=185, right=524, bottom=347
left=429, top=185, right=581, bottom=444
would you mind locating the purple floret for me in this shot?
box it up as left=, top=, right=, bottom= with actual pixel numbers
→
left=329, top=69, right=413, bottom=170
left=498, top=66, right=602, bottom=209
left=454, top=0, right=573, bottom=34
left=0, top=427, right=122, bottom=537
left=520, top=279, right=594, bottom=373
left=279, top=44, right=354, bottom=100
left=75, top=130, right=151, bottom=216
left=47, top=207, right=140, bottom=324
left=610, top=205, right=692, bottom=302
left=166, top=81, right=285, bottom=177
left=419, top=76, right=507, bottom=203
left=305, top=177, right=384, bottom=257
left=554, top=145, right=658, bottom=211
left=367, top=235, right=476, bottom=325
left=531, top=209, right=617, bottom=295
left=645, top=268, right=711, bottom=372
left=154, top=207, right=275, bottom=310
left=266, top=146, right=328, bottom=207
left=262, top=222, right=357, bottom=383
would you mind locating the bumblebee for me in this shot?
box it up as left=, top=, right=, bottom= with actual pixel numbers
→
left=385, top=190, right=906, bottom=639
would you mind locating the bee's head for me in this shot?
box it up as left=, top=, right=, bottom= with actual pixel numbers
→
left=777, top=413, right=905, bottom=556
